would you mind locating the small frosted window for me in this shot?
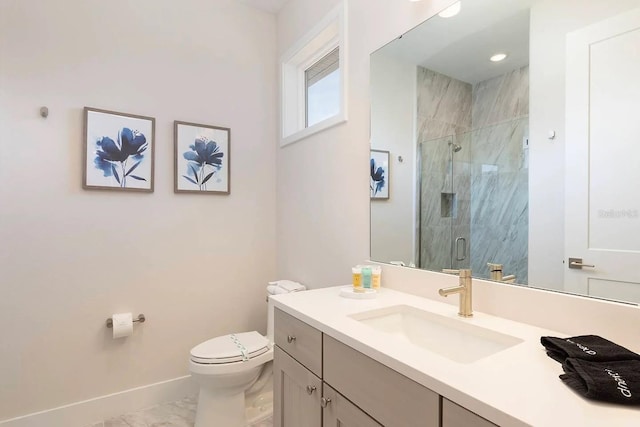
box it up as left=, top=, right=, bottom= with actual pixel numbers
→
left=305, top=48, right=340, bottom=127
left=280, top=3, right=346, bottom=146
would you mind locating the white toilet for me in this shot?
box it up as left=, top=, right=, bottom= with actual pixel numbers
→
left=189, top=281, right=304, bottom=427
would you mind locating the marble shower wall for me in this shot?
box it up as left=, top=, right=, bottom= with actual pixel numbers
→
left=417, top=67, right=472, bottom=141
left=417, top=66, right=529, bottom=282
left=468, top=119, right=529, bottom=283
left=470, top=66, right=529, bottom=283
left=472, top=66, right=529, bottom=128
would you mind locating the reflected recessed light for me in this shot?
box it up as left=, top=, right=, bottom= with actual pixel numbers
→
left=438, top=1, right=461, bottom=18
left=490, top=53, right=507, bottom=62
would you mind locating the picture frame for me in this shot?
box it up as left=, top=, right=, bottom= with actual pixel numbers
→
left=370, top=149, right=390, bottom=200
left=83, top=107, right=155, bottom=192
left=174, top=121, right=231, bottom=194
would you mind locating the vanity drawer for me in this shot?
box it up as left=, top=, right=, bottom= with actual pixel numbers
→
left=323, top=335, right=439, bottom=427
left=274, top=308, right=322, bottom=376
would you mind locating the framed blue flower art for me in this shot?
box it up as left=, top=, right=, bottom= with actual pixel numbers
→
left=370, top=149, right=389, bottom=200
left=174, top=121, right=230, bottom=194
left=83, top=107, right=155, bottom=192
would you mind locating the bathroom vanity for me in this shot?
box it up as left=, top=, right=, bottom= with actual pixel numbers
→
left=272, top=286, right=640, bottom=427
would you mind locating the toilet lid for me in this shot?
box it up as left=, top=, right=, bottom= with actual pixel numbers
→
left=190, top=331, right=269, bottom=364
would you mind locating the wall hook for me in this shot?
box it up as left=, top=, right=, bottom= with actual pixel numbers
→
left=40, top=107, right=49, bottom=118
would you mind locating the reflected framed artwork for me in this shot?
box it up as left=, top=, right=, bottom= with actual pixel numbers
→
left=174, top=121, right=230, bottom=194
left=83, top=107, right=155, bottom=192
left=370, top=149, right=389, bottom=200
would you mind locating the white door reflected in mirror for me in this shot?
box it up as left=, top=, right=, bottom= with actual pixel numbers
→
left=564, top=8, right=640, bottom=303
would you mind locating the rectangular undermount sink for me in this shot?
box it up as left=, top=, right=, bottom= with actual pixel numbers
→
left=350, top=305, right=523, bottom=364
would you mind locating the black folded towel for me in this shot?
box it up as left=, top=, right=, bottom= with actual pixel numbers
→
left=540, top=335, right=640, bottom=364
left=561, top=358, right=640, bottom=405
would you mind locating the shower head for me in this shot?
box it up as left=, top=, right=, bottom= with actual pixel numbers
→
left=448, top=142, right=462, bottom=152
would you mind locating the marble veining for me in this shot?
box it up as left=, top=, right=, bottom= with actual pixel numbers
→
left=469, top=85, right=529, bottom=283
left=472, top=66, right=529, bottom=129
left=84, top=396, right=273, bottom=427
left=417, top=67, right=472, bottom=142
left=417, top=65, right=528, bottom=282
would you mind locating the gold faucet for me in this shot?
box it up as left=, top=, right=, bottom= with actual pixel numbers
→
left=487, top=263, right=516, bottom=283
left=439, top=269, right=473, bottom=317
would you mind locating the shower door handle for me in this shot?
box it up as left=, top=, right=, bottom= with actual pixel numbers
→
left=455, top=237, right=467, bottom=261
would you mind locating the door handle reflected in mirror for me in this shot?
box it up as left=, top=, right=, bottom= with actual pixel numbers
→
left=569, top=258, right=596, bottom=269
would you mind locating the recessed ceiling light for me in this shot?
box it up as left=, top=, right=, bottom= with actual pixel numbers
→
left=490, top=53, right=507, bottom=62
left=438, top=1, right=461, bottom=18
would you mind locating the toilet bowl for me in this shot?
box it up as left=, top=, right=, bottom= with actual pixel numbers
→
left=189, top=281, right=304, bottom=427
left=190, top=331, right=273, bottom=427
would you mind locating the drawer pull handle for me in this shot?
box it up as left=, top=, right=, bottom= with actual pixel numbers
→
left=306, top=385, right=316, bottom=395
left=321, top=397, right=332, bottom=408
left=287, top=335, right=296, bottom=343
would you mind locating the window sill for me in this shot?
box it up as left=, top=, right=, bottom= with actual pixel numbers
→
left=280, top=112, right=347, bottom=147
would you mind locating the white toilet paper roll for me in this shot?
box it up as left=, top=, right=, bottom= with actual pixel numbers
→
left=112, top=312, right=133, bottom=339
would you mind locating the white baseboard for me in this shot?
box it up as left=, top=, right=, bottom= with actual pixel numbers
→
left=0, top=375, right=198, bottom=427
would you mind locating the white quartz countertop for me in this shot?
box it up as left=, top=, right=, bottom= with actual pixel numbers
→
left=271, top=286, right=640, bottom=427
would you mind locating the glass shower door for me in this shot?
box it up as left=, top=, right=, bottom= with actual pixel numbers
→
left=418, top=134, right=470, bottom=271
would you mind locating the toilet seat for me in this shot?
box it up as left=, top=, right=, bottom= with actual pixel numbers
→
left=190, top=331, right=269, bottom=364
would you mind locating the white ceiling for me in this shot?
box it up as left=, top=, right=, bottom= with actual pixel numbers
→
left=378, top=0, right=536, bottom=84
left=238, top=0, right=289, bottom=14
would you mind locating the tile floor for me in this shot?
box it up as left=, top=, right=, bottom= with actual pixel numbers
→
left=86, top=396, right=273, bottom=427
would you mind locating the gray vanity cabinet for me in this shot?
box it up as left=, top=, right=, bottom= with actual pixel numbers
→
left=274, top=309, right=323, bottom=426
left=323, top=335, right=439, bottom=427
left=442, top=399, right=497, bottom=427
left=322, top=384, right=382, bottom=427
left=274, top=309, right=378, bottom=427
left=273, top=342, right=379, bottom=427
left=274, top=308, right=496, bottom=427
left=273, top=345, right=322, bottom=427
left=274, top=308, right=322, bottom=376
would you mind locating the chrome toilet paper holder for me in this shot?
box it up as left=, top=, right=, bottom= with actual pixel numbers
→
left=106, top=314, right=146, bottom=328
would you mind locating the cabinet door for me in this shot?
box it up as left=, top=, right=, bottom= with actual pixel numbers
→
left=324, top=335, right=439, bottom=427
left=274, top=345, right=322, bottom=427
left=322, top=384, right=382, bottom=427
left=442, top=398, right=497, bottom=427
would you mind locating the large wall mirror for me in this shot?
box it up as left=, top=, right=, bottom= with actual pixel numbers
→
left=370, top=0, right=640, bottom=304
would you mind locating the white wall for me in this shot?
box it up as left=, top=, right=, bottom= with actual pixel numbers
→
left=370, top=52, right=417, bottom=265
left=276, top=0, right=453, bottom=288
left=528, top=0, right=640, bottom=290
left=0, top=0, right=276, bottom=420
